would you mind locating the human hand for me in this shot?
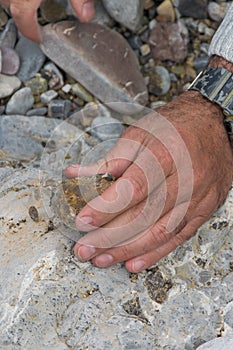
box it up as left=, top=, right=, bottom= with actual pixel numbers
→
left=0, top=0, right=95, bottom=42
left=65, top=88, right=233, bottom=273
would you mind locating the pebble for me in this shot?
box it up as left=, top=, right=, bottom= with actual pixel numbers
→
left=178, top=0, right=208, bottom=19
left=15, top=36, right=46, bottom=82
left=71, top=83, right=94, bottom=103
left=62, top=84, right=72, bottom=94
left=208, top=2, right=230, bottom=22
left=150, top=101, right=166, bottom=110
left=40, top=90, right=58, bottom=104
left=43, top=62, right=64, bottom=89
left=102, top=0, right=144, bottom=32
left=40, top=0, right=67, bottom=22
left=48, top=99, right=71, bottom=119
left=149, top=21, right=189, bottom=63
left=6, top=87, right=34, bottom=115
left=0, top=73, right=21, bottom=98
left=26, top=107, right=48, bottom=117
left=140, top=44, right=151, bottom=57
left=0, top=7, right=8, bottom=29
left=41, top=21, right=148, bottom=111
left=24, top=76, right=48, bottom=103
left=0, top=19, right=17, bottom=48
left=0, top=46, right=20, bottom=75
left=149, top=66, right=171, bottom=96
left=156, top=0, right=176, bottom=22
left=193, top=56, right=209, bottom=73
left=90, top=116, right=125, bottom=141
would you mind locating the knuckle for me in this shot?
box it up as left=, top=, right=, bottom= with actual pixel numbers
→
left=129, top=176, right=146, bottom=201
left=150, top=223, right=169, bottom=245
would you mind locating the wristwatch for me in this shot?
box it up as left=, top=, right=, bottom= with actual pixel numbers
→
left=188, top=67, right=233, bottom=141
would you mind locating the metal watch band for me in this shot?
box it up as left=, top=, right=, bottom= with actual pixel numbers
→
left=188, top=67, right=233, bottom=138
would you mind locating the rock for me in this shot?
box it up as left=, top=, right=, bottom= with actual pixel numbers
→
left=41, top=21, right=148, bottom=111
left=6, top=87, right=34, bottom=115
left=208, top=2, right=230, bottom=22
left=62, top=84, right=72, bottom=94
left=90, top=116, right=124, bottom=141
left=24, top=75, right=48, bottom=103
left=193, top=56, right=209, bottom=73
left=0, top=19, right=17, bottom=48
left=0, top=73, right=21, bottom=98
left=0, top=46, right=20, bottom=75
left=178, top=0, right=208, bottom=19
left=0, top=6, right=8, bottom=29
left=44, top=62, right=64, bottom=89
left=156, top=0, right=176, bottom=22
left=149, top=66, right=171, bottom=96
left=40, top=0, right=68, bottom=22
left=196, top=337, right=233, bottom=350
left=40, top=90, right=58, bottom=104
left=15, top=36, right=46, bottom=82
left=149, top=21, right=189, bottom=63
left=26, top=107, right=48, bottom=116
left=140, top=43, right=151, bottom=56
left=48, top=99, right=71, bottom=119
left=1, top=112, right=233, bottom=349
left=71, top=82, right=94, bottom=103
left=102, top=0, right=144, bottom=32
left=92, top=0, right=115, bottom=26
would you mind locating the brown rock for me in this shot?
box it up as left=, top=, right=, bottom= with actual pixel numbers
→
left=41, top=21, right=148, bottom=110
left=149, top=21, right=189, bottom=63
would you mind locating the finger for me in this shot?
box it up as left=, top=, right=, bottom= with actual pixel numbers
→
left=70, top=0, right=95, bottom=22
left=74, top=185, right=183, bottom=262
left=126, top=215, right=209, bottom=272
left=0, top=0, right=9, bottom=8
left=75, top=147, right=170, bottom=230
left=89, top=202, right=188, bottom=267
left=65, top=136, right=142, bottom=179
left=10, top=0, right=42, bottom=42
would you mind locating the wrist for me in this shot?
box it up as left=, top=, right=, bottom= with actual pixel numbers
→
left=208, top=55, right=233, bottom=73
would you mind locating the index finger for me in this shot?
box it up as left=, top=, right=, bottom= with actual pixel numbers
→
left=10, top=0, right=42, bottom=42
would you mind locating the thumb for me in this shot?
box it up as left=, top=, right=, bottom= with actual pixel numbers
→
left=70, top=0, right=95, bottom=22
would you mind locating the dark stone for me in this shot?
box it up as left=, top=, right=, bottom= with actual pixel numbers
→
left=178, top=0, right=208, bottom=19
left=41, top=21, right=148, bottom=111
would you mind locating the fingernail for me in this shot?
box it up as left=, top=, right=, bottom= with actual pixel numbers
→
left=132, top=260, right=146, bottom=272
left=95, top=254, right=113, bottom=267
left=82, top=1, right=94, bottom=21
left=78, top=216, right=93, bottom=225
left=77, top=245, right=96, bottom=261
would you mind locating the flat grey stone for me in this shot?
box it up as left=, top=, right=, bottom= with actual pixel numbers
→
left=6, top=87, right=34, bottom=115
left=0, top=73, right=21, bottom=98
left=196, top=337, right=233, bottom=350
left=40, top=21, right=148, bottom=111
left=15, top=36, right=46, bottom=82
left=102, top=0, right=144, bottom=32
left=48, top=99, right=71, bottom=119
left=40, top=89, right=58, bottom=104
left=26, top=107, right=48, bottom=116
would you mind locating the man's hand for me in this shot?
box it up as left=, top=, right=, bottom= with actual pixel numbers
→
left=65, top=88, right=233, bottom=273
left=0, top=0, right=95, bottom=42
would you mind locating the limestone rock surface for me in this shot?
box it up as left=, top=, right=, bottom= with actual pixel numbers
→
left=40, top=21, right=148, bottom=111
left=1, top=112, right=233, bottom=349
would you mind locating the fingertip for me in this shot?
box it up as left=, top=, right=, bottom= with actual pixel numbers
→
left=71, top=0, right=95, bottom=22
left=64, top=164, right=80, bottom=178
left=81, top=1, right=95, bottom=22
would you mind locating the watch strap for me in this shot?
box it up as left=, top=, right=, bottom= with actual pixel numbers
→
left=188, top=67, right=233, bottom=139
